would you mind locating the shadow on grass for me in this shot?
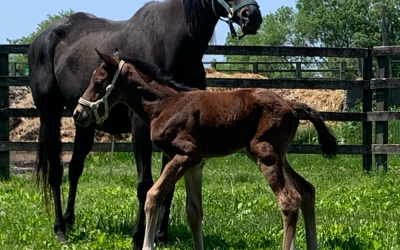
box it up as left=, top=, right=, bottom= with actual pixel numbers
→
left=167, top=224, right=273, bottom=249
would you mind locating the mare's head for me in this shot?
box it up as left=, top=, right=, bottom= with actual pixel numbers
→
left=211, top=0, right=262, bottom=36
left=73, top=49, right=125, bottom=127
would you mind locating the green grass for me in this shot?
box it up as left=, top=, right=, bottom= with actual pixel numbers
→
left=2, top=152, right=400, bottom=249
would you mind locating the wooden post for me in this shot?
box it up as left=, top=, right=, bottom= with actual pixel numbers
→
left=252, top=63, right=258, bottom=74
left=374, top=6, right=389, bottom=171
left=211, top=61, right=216, bottom=71
left=375, top=55, right=390, bottom=171
left=295, top=62, right=302, bottom=79
left=0, top=53, right=10, bottom=180
left=362, top=51, right=373, bottom=172
left=340, top=61, right=346, bottom=80
left=10, top=62, right=16, bottom=77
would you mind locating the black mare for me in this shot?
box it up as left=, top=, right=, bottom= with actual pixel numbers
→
left=28, top=0, right=261, bottom=248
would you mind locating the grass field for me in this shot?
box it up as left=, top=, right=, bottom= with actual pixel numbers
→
left=2, top=150, right=400, bottom=250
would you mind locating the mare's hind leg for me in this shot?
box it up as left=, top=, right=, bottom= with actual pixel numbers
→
left=283, top=157, right=317, bottom=250
left=63, top=124, right=95, bottom=228
left=249, top=142, right=301, bottom=250
left=130, top=114, right=175, bottom=249
left=36, top=98, right=66, bottom=241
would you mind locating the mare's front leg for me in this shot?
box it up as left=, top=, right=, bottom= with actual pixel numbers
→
left=184, top=164, right=204, bottom=250
left=63, top=124, right=95, bottom=228
left=131, top=114, right=176, bottom=249
left=143, top=154, right=202, bottom=250
left=131, top=114, right=153, bottom=250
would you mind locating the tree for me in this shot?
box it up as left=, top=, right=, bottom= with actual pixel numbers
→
left=8, top=10, right=75, bottom=76
left=223, top=0, right=400, bottom=79
left=296, top=0, right=400, bottom=48
left=223, top=7, right=328, bottom=78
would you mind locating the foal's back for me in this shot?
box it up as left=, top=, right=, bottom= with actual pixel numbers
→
left=159, top=88, right=299, bottom=157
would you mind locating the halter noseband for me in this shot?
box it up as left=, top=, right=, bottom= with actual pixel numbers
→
left=212, top=0, right=260, bottom=39
left=78, top=60, right=125, bottom=125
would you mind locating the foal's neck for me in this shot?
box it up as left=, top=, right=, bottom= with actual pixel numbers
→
left=123, top=65, right=180, bottom=124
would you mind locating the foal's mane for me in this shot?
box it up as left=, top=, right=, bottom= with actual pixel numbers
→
left=118, top=56, right=197, bottom=92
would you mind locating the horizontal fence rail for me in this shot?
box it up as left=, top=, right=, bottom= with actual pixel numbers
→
left=2, top=44, right=400, bottom=179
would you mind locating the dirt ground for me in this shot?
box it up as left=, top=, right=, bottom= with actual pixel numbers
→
left=9, top=69, right=344, bottom=145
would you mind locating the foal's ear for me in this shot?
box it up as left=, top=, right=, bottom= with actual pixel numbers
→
left=112, top=48, right=122, bottom=59
left=95, top=48, right=118, bottom=70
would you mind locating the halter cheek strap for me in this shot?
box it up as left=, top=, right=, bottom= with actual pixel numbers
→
left=212, top=0, right=260, bottom=39
left=78, top=60, right=125, bottom=125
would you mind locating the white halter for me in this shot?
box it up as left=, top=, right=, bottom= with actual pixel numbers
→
left=78, top=60, right=125, bottom=125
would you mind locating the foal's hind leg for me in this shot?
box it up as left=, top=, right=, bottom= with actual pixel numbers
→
left=283, top=157, right=317, bottom=250
left=249, top=142, right=301, bottom=250
left=63, top=124, right=95, bottom=228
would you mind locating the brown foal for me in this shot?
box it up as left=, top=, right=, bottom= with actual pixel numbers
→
left=73, top=50, right=337, bottom=250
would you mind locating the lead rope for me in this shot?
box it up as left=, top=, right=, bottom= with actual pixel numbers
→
left=110, top=135, right=115, bottom=175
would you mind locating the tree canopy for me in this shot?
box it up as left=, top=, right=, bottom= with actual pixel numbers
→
left=222, top=0, right=400, bottom=78
left=8, top=10, right=75, bottom=45
left=8, top=10, right=74, bottom=76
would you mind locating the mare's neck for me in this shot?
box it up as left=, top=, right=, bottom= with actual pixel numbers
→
left=128, top=0, right=218, bottom=53
left=183, top=0, right=219, bottom=52
left=122, top=65, right=180, bottom=125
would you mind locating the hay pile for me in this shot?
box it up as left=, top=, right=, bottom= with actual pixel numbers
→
left=205, top=68, right=344, bottom=113
left=9, top=69, right=343, bottom=142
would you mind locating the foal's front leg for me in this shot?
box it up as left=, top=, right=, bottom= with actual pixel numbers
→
left=143, top=154, right=201, bottom=250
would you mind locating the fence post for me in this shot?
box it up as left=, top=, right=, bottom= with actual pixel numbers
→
left=375, top=55, right=390, bottom=171
left=362, top=50, right=373, bottom=172
left=252, top=63, right=258, bottom=74
left=295, top=62, right=302, bottom=79
left=340, top=61, right=346, bottom=80
left=211, top=61, right=216, bottom=71
left=10, top=62, right=16, bottom=77
left=0, top=53, right=10, bottom=180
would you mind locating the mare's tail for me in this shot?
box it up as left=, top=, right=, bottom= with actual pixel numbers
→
left=293, top=102, right=338, bottom=159
left=36, top=126, right=51, bottom=206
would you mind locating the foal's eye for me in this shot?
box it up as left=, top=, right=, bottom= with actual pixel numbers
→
left=94, top=80, right=103, bottom=86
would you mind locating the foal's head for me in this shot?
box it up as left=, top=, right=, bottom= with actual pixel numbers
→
left=73, top=49, right=125, bottom=127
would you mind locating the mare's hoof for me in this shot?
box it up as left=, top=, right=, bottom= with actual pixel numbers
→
left=56, top=233, right=67, bottom=242
left=155, top=231, right=168, bottom=247
left=133, top=243, right=142, bottom=250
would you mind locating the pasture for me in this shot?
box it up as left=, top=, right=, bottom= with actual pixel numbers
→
left=2, top=148, right=400, bottom=249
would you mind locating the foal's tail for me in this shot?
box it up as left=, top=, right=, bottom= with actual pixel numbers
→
left=35, top=126, right=51, bottom=206
left=293, top=102, right=338, bottom=159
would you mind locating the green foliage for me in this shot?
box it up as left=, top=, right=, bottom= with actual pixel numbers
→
left=8, top=10, right=75, bottom=76
left=296, top=0, right=400, bottom=48
left=7, top=10, right=75, bottom=45
left=222, top=0, right=400, bottom=79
